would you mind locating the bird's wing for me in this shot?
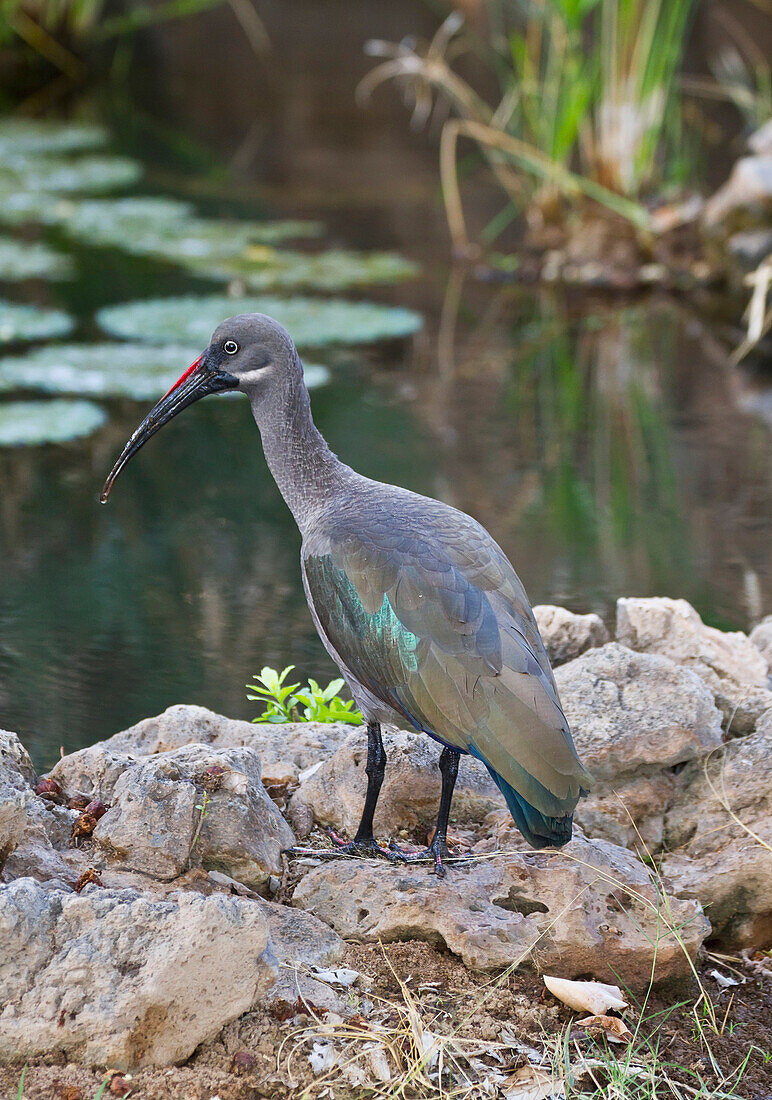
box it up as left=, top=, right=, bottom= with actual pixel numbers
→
left=303, top=497, right=590, bottom=817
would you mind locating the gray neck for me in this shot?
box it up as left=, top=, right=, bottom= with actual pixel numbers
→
left=249, top=364, right=349, bottom=532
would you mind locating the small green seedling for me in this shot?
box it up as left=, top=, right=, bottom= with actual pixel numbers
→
left=247, top=665, right=363, bottom=725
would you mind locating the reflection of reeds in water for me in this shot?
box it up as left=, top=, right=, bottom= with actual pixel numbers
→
left=507, top=303, right=689, bottom=589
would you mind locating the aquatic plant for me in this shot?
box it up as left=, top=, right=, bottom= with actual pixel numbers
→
left=97, top=294, right=423, bottom=348
left=0, top=398, right=106, bottom=445
left=361, top=2, right=696, bottom=251
left=0, top=236, right=72, bottom=280
left=0, top=300, right=73, bottom=342
left=0, top=342, right=329, bottom=399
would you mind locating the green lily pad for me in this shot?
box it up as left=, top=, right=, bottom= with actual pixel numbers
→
left=0, top=154, right=142, bottom=195
left=0, top=398, right=106, bottom=446
left=0, top=237, right=72, bottom=280
left=96, top=295, right=423, bottom=348
left=0, top=342, right=330, bottom=399
left=0, top=187, right=72, bottom=228
left=0, top=301, right=74, bottom=343
left=54, top=195, right=196, bottom=237
left=0, top=120, right=107, bottom=157
left=64, top=211, right=323, bottom=260
left=200, top=248, right=419, bottom=291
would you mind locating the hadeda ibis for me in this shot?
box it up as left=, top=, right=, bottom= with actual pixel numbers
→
left=102, top=314, right=592, bottom=874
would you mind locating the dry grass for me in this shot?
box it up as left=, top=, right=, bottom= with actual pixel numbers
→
left=278, top=792, right=770, bottom=1099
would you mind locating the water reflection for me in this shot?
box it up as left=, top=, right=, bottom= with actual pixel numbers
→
left=1, top=280, right=770, bottom=769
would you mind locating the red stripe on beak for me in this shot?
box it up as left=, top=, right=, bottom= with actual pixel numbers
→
left=163, top=354, right=203, bottom=399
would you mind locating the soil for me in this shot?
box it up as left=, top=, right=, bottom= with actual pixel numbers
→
left=2, top=943, right=770, bottom=1100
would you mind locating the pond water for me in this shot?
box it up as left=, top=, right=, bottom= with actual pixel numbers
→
left=1, top=15, right=771, bottom=770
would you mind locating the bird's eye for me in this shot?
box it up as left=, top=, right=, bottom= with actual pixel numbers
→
left=224, top=340, right=239, bottom=355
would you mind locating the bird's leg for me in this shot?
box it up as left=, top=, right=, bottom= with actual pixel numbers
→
left=392, top=746, right=463, bottom=876
left=285, top=721, right=402, bottom=862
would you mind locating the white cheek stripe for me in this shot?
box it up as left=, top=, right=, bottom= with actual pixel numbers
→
left=238, top=367, right=270, bottom=385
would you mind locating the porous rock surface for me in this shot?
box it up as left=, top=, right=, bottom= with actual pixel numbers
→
left=0, top=877, right=276, bottom=1068
left=49, top=704, right=346, bottom=796
left=532, top=604, right=609, bottom=665
left=555, top=643, right=723, bottom=848
left=292, top=826, right=708, bottom=989
left=91, top=744, right=294, bottom=887
left=0, top=730, right=77, bottom=885
left=616, top=597, right=771, bottom=730
left=291, top=727, right=505, bottom=838
left=661, top=708, right=772, bottom=946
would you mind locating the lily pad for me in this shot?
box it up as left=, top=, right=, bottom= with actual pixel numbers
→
left=64, top=211, right=323, bottom=260
left=96, top=295, right=423, bottom=348
left=0, top=342, right=330, bottom=399
left=0, top=237, right=72, bottom=281
left=0, top=120, right=107, bottom=157
left=200, top=248, right=419, bottom=291
left=0, top=398, right=106, bottom=446
left=0, top=301, right=74, bottom=343
left=0, top=187, right=72, bottom=228
left=0, top=154, right=142, bottom=195
left=54, top=195, right=196, bottom=237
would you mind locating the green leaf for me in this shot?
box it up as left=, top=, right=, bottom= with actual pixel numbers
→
left=0, top=300, right=74, bottom=343
left=97, top=294, right=423, bottom=349
left=0, top=399, right=107, bottom=446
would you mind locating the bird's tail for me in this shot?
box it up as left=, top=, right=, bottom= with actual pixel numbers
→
left=481, top=762, right=573, bottom=849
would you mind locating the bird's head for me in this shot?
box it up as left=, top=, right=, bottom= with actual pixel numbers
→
left=100, top=313, right=299, bottom=503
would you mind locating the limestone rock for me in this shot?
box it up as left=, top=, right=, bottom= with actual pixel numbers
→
left=51, top=705, right=347, bottom=796
left=615, top=597, right=770, bottom=729
left=749, top=615, right=772, bottom=672
left=93, top=744, right=294, bottom=887
left=48, top=744, right=135, bottom=804
left=0, top=878, right=276, bottom=1068
left=533, top=605, right=609, bottom=665
left=0, top=731, right=79, bottom=886
left=661, top=709, right=772, bottom=946
left=573, top=773, right=677, bottom=851
left=292, top=727, right=504, bottom=838
left=292, top=829, right=708, bottom=988
left=557, top=643, right=723, bottom=782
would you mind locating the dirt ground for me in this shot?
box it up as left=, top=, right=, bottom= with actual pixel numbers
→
left=2, top=940, right=770, bottom=1100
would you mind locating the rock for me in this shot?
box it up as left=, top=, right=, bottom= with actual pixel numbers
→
left=749, top=615, right=772, bottom=671
left=292, top=727, right=504, bottom=839
left=93, top=744, right=294, bottom=887
left=533, top=605, right=609, bottom=665
left=703, top=156, right=772, bottom=229
left=292, top=829, right=708, bottom=988
left=257, top=897, right=351, bottom=1015
left=557, top=643, right=723, bottom=782
left=50, top=705, right=348, bottom=796
left=661, top=709, right=772, bottom=947
left=0, top=731, right=81, bottom=886
left=616, top=598, right=770, bottom=729
left=0, top=878, right=276, bottom=1068
left=48, top=744, right=134, bottom=804
left=573, top=773, right=677, bottom=851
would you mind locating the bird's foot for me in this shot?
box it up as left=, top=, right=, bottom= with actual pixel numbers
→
left=388, top=835, right=468, bottom=877
left=284, top=829, right=405, bottom=864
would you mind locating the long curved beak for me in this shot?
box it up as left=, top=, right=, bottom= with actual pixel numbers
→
left=100, top=352, right=236, bottom=503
